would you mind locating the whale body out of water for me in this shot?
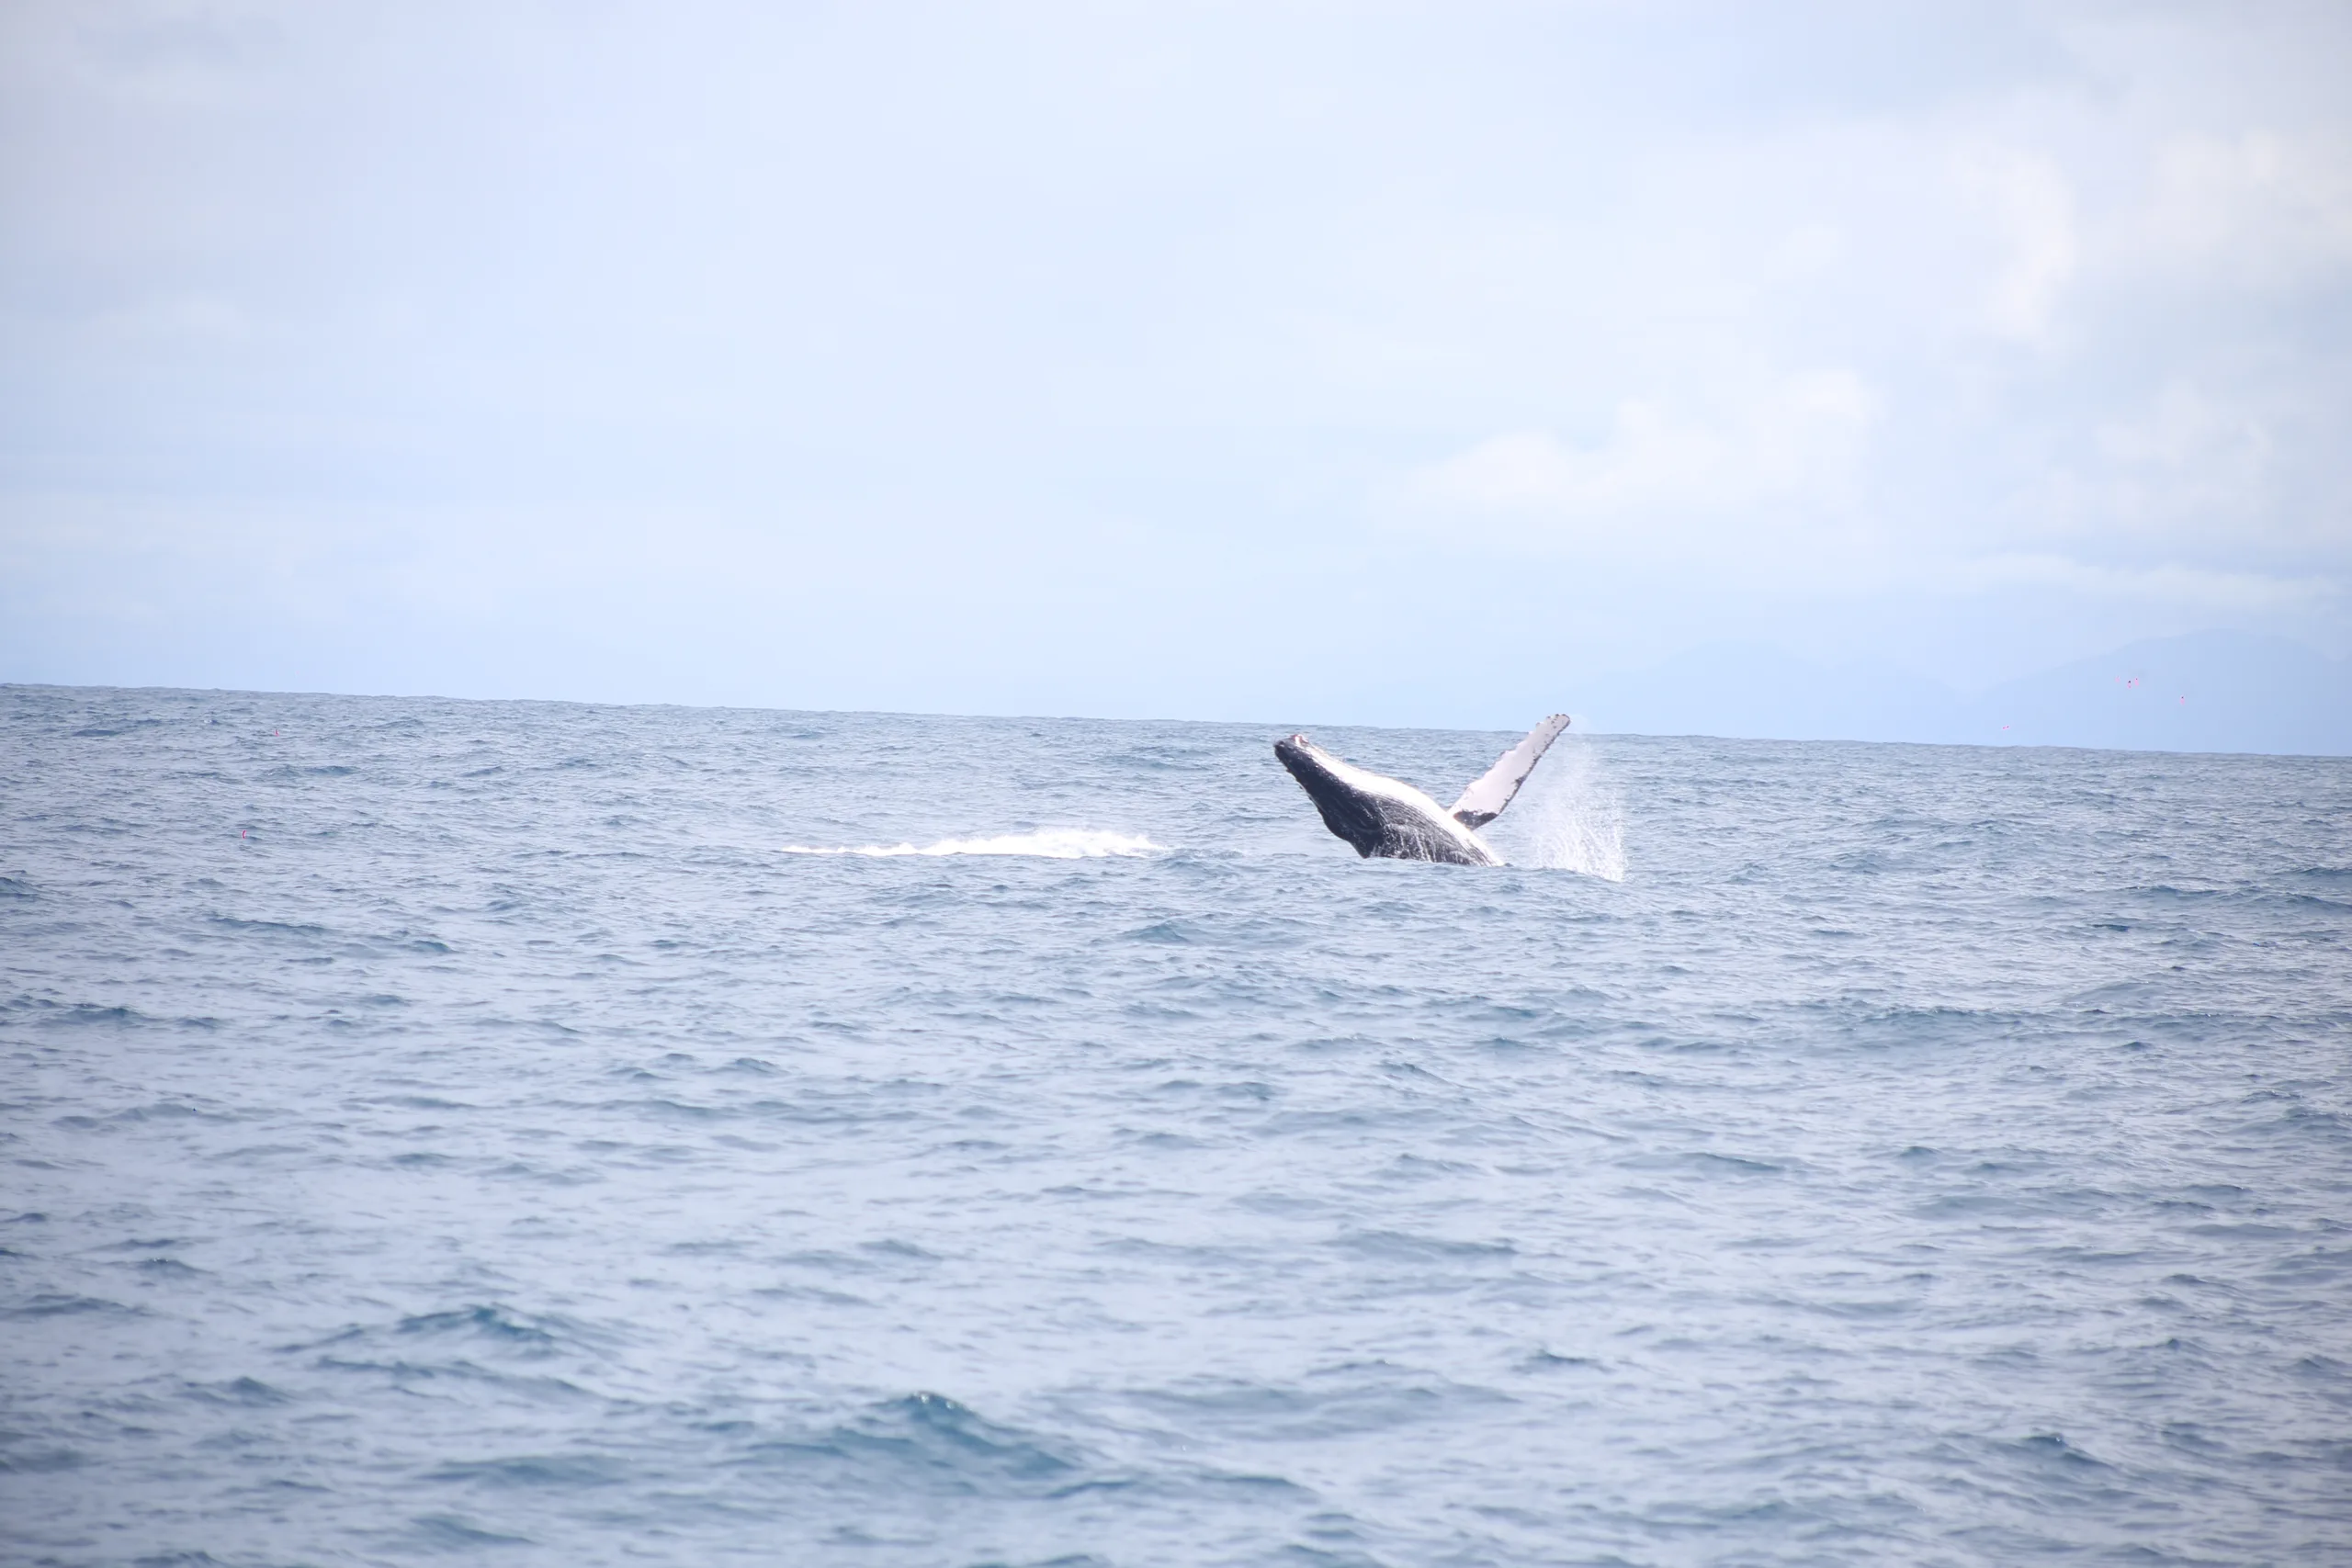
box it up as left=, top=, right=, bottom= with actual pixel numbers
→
left=1274, top=714, right=1570, bottom=865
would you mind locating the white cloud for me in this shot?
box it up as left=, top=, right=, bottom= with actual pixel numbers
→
left=1962, top=149, right=2078, bottom=342
left=92, top=291, right=253, bottom=345
left=2096, top=381, right=2268, bottom=475
left=2008, top=381, right=2341, bottom=563
left=6, top=2, right=2352, bottom=710
left=1942, top=551, right=2335, bottom=614
left=1399, top=371, right=1876, bottom=551
left=2141, top=130, right=2352, bottom=283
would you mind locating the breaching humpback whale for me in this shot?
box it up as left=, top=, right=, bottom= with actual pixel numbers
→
left=1274, top=715, right=1571, bottom=866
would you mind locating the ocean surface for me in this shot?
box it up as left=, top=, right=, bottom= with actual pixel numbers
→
left=3, top=683, right=2347, bottom=1568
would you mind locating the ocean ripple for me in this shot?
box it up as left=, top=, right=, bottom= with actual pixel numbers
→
left=0, top=685, right=2346, bottom=1564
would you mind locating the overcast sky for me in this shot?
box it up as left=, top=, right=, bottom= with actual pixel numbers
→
left=4, top=2, right=2346, bottom=726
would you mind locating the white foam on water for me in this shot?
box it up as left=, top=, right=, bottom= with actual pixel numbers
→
left=1486, top=738, right=1627, bottom=881
left=781, top=829, right=1162, bottom=860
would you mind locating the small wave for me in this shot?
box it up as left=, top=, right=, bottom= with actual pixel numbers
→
left=781, top=829, right=1161, bottom=860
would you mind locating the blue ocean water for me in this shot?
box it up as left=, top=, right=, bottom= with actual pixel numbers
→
left=2, top=683, right=2347, bottom=1567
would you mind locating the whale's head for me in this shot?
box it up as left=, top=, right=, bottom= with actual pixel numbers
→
left=1272, top=733, right=1344, bottom=795
left=1272, top=733, right=1317, bottom=771
left=1273, top=734, right=1383, bottom=856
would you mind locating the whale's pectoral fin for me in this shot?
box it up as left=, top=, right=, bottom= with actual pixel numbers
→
left=1449, top=714, right=1571, bottom=829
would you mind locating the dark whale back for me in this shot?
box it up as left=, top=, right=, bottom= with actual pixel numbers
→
left=1273, top=735, right=1500, bottom=866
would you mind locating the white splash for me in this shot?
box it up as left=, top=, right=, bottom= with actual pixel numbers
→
left=781, top=829, right=1162, bottom=860
left=1486, top=738, right=1627, bottom=881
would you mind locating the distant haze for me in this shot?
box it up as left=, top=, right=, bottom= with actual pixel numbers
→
left=3, top=4, right=2347, bottom=749
left=1581, top=631, right=2351, bottom=755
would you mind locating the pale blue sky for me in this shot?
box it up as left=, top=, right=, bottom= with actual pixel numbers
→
left=4, top=2, right=2347, bottom=729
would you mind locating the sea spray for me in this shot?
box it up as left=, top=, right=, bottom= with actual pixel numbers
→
left=1487, top=736, right=1626, bottom=879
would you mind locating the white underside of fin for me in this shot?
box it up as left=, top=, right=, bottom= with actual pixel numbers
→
left=1451, top=714, right=1572, bottom=827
